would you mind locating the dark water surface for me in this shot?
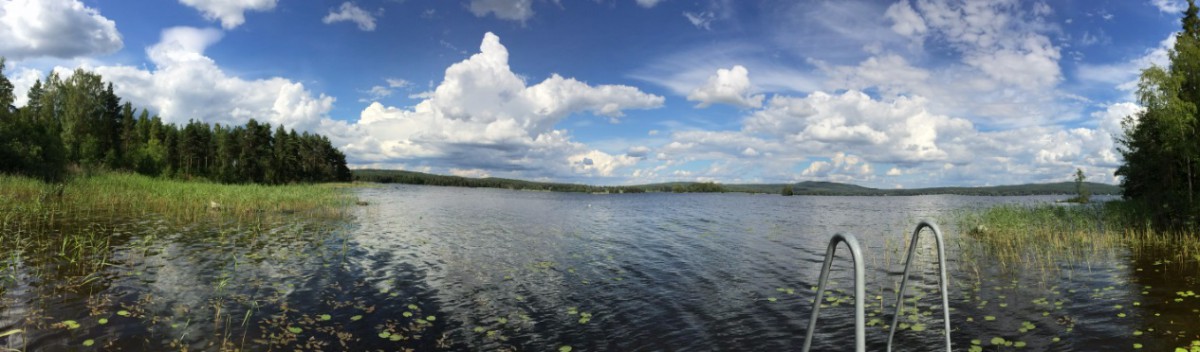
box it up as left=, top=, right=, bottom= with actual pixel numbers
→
left=2, top=185, right=1197, bottom=351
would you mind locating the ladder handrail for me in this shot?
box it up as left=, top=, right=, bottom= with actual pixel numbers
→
left=802, top=233, right=866, bottom=352
left=886, top=220, right=952, bottom=352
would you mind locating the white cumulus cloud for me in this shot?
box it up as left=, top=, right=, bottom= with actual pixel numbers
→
left=93, top=27, right=335, bottom=132
left=687, top=65, right=764, bottom=109
left=344, top=32, right=663, bottom=179
left=323, top=2, right=377, bottom=31
left=0, top=0, right=122, bottom=59
left=178, top=0, right=277, bottom=29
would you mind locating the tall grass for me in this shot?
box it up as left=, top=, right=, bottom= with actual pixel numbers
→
left=954, top=201, right=1200, bottom=282
left=0, top=172, right=354, bottom=226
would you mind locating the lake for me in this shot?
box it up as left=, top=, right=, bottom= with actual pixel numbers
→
left=1, top=184, right=1195, bottom=351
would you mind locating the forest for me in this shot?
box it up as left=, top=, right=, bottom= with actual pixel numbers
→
left=0, top=61, right=350, bottom=184
left=1116, top=1, right=1200, bottom=231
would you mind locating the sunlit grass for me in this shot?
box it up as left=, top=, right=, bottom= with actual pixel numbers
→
left=954, top=202, right=1200, bottom=282
left=0, top=171, right=354, bottom=226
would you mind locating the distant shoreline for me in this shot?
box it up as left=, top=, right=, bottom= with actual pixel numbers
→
left=351, top=169, right=1121, bottom=197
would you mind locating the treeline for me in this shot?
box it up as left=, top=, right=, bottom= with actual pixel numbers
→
left=353, top=169, right=647, bottom=193
left=652, top=182, right=726, bottom=193
left=0, top=61, right=350, bottom=183
left=1116, top=1, right=1200, bottom=230
left=731, top=181, right=1121, bottom=196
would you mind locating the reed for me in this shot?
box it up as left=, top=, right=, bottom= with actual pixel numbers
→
left=953, top=202, right=1200, bottom=280
left=0, top=172, right=353, bottom=227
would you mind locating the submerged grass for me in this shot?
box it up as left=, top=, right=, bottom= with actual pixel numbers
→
left=954, top=201, right=1200, bottom=280
left=0, top=172, right=363, bottom=351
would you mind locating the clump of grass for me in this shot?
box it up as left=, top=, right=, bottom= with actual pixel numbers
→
left=954, top=202, right=1200, bottom=281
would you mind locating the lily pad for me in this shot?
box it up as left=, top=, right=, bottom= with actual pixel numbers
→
left=83, top=339, right=94, bottom=347
left=318, top=314, right=331, bottom=321
left=287, top=327, right=302, bottom=334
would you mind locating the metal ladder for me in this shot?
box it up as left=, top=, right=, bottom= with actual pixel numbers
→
left=800, top=220, right=952, bottom=352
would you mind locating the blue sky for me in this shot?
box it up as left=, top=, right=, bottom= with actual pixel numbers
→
left=0, top=0, right=1188, bottom=187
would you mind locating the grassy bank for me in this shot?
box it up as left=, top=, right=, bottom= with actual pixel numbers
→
left=0, top=172, right=354, bottom=226
left=954, top=201, right=1200, bottom=281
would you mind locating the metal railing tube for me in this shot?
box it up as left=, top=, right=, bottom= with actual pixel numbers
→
left=801, top=233, right=866, bottom=352
left=886, top=220, right=952, bottom=352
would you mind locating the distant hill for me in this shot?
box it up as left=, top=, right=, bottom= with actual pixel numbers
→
left=351, top=169, right=1121, bottom=196
left=724, top=181, right=1121, bottom=196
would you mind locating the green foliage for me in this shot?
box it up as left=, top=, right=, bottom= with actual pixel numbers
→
left=0, top=62, right=350, bottom=184
left=1067, top=168, right=1090, bottom=203
left=1117, top=0, right=1200, bottom=230
left=781, top=184, right=794, bottom=196
left=0, top=58, right=13, bottom=112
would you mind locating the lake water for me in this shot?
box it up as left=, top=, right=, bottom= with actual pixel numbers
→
left=2, top=184, right=1196, bottom=351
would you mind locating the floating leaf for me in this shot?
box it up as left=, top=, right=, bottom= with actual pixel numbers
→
left=318, top=314, right=331, bottom=321
left=1014, top=341, right=1026, bottom=348
left=287, top=327, right=302, bottom=334
left=379, top=331, right=391, bottom=338
left=991, top=337, right=1006, bottom=345
left=403, top=312, right=413, bottom=318
left=559, top=346, right=573, bottom=352
left=911, top=323, right=927, bottom=332
left=426, top=315, right=436, bottom=321
left=83, top=339, right=94, bottom=347
left=350, top=315, right=363, bottom=321
left=984, top=316, right=996, bottom=321
left=116, top=310, right=130, bottom=317
left=98, top=318, right=108, bottom=325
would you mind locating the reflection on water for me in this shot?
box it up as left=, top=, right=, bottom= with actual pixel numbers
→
left=1, top=185, right=1197, bottom=351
